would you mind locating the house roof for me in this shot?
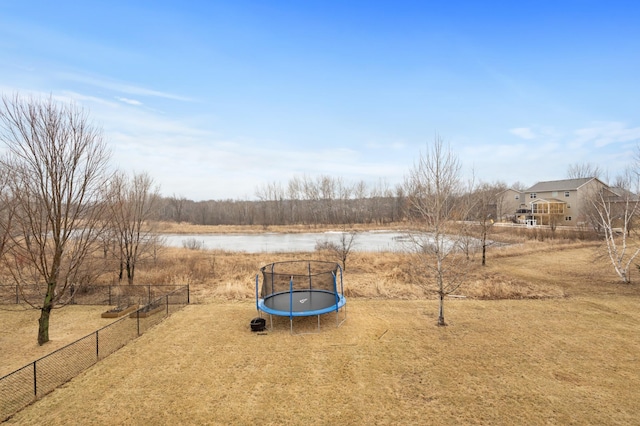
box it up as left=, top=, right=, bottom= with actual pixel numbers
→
left=607, top=186, right=640, bottom=201
left=526, top=177, right=599, bottom=192
left=530, top=198, right=566, bottom=204
left=498, top=188, right=523, bottom=195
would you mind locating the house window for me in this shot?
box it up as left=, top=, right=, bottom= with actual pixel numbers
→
left=565, top=216, right=572, bottom=221
left=530, top=193, right=537, bottom=199
left=549, top=203, right=564, bottom=214
left=567, top=204, right=571, bottom=209
left=564, top=191, right=570, bottom=197
left=532, top=201, right=565, bottom=215
left=552, top=191, right=558, bottom=197
left=515, top=194, right=519, bottom=200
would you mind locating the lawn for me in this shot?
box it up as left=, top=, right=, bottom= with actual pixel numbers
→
left=2, top=239, right=640, bottom=424
left=3, top=297, right=639, bottom=425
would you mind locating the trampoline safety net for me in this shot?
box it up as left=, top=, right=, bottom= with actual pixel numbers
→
left=260, top=260, right=340, bottom=299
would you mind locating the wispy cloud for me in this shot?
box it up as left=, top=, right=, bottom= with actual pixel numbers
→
left=56, top=91, right=118, bottom=107
left=572, top=122, right=640, bottom=148
left=365, top=140, right=407, bottom=150
left=509, top=127, right=536, bottom=140
left=56, top=72, right=194, bottom=102
left=116, top=97, right=142, bottom=106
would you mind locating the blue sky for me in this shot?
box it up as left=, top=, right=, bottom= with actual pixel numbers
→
left=1, top=1, right=638, bottom=200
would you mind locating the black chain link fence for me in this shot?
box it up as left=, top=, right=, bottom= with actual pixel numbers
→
left=0, top=285, right=189, bottom=422
left=0, top=284, right=186, bottom=306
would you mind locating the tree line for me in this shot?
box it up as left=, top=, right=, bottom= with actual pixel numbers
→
left=159, top=177, right=407, bottom=226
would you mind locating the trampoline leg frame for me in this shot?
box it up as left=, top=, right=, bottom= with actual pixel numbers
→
left=289, top=305, right=347, bottom=335
left=257, top=312, right=275, bottom=332
left=259, top=306, right=347, bottom=335
left=336, top=303, right=347, bottom=328
left=288, top=314, right=320, bottom=335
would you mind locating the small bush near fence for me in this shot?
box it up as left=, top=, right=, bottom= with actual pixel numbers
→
left=0, top=286, right=189, bottom=422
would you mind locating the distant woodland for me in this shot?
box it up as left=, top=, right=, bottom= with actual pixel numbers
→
left=159, top=176, right=413, bottom=226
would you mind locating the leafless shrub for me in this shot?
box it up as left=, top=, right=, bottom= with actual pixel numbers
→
left=182, top=238, right=204, bottom=251
left=314, top=228, right=358, bottom=271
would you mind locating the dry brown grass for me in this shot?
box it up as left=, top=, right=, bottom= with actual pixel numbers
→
left=122, top=238, right=620, bottom=303
left=0, top=305, right=116, bottom=377
left=4, top=296, right=640, bottom=425
left=3, top=232, right=640, bottom=424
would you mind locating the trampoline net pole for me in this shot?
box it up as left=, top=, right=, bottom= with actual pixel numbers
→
left=255, top=274, right=259, bottom=313
left=289, top=276, right=294, bottom=320
left=290, top=273, right=294, bottom=335
left=269, top=263, right=275, bottom=299
left=332, top=271, right=339, bottom=312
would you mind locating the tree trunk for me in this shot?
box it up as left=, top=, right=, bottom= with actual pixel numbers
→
left=126, top=261, right=134, bottom=285
left=437, top=293, right=446, bottom=326
left=481, top=229, right=487, bottom=266
left=37, top=284, right=55, bottom=345
left=622, top=269, right=630, bottom=284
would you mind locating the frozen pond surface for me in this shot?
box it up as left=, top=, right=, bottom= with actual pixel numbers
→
left=160, top=230, right=413, bottom=253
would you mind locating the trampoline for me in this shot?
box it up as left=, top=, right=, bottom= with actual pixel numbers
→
left=255, top=260, right=347, bottom=333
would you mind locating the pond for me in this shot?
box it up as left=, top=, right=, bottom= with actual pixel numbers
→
left=160, top=230, right=413, bottom=253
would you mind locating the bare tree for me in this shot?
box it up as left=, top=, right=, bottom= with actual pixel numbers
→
left=106, top=171, right=161, bottom=285
left=471, top=182, right=505, bottom=266
left=404, top=136, right=469, bottom=326
left=587, top=167, right=640, bottom=283
left=456, top=173, right=478, bottom=261
left=287, top=176, right=303, bottom=224
left=255, top=181, right=285, bottom=226
left=315, top=225, right=358, bottom=271
left=567, top=162, right=603, bottom=179
left=511, top=181, right=528, bottom=192
left=168, top=194, right=188, bottom=223
left=0, top=94, right=111, bottom=345
left=0, top=165, right=16, bottom=258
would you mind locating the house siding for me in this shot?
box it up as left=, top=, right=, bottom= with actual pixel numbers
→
left=496, top=189, right=523, bottom=222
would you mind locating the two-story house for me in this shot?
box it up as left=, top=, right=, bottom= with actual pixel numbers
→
left=522, top=177, right=608, bottom=226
